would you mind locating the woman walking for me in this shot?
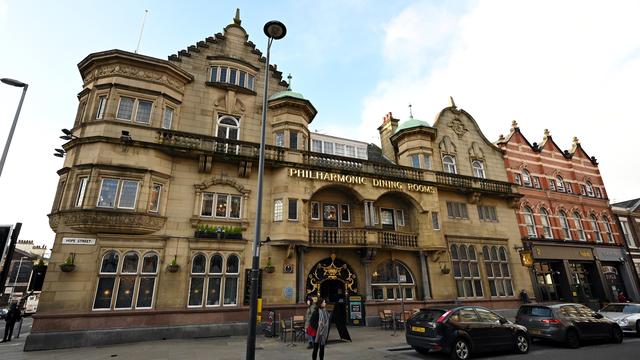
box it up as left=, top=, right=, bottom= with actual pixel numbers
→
left=311, top=297, right=330, bottom=360
left=305, top=297, right=316, bottom=349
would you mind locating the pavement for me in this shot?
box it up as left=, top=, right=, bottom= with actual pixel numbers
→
left=2, top=318, right=640, bottom=360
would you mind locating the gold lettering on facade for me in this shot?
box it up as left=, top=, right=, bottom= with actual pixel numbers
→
left=287, top=168, right=431, bottom=191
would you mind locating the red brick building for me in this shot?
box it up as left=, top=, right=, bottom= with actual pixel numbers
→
left=497, top=121, right=639, bottom=307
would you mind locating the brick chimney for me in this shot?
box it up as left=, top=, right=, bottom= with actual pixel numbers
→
left=377, top=112, right=399, bottom=162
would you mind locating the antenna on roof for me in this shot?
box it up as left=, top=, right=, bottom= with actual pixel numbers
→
left=135, top=9, right=149, bottom=54
left=408, top=104, right=413, bottom=118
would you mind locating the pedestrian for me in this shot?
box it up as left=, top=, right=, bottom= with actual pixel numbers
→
left=311, top=297, right=330, bottom=360
left=618, top=291, right=628, bottom=303
left=305, top=297, right=316, bottom=349
left=2, top=303, right=21, bottom=342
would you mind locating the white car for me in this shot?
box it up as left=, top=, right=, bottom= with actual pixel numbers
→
left=598, top=303, right=640, bottom=334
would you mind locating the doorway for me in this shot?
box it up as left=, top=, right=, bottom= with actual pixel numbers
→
left=380, top=208, right=395, bottom=230
left=320, top=280, right=345, bottom=303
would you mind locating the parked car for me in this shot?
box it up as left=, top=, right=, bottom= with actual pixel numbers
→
left=405, top=305, right=530, bottom=360
left=515, top=303, right=623, bottom=348
left=0, top=308, right=7, bottom=320
left=598, top=303, right=640, bottom=335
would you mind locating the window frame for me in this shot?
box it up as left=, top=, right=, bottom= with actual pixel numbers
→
left=590, top=215, right=602, bottom=243
left=115, top=96, right=154, bottom=124
left=443, top=155, right=457, bottom=174
left=559, top=211, right=572, bottom=240
left=523, top=206, right=537, bottom=237
left=341, top=204, right=351, bottom=223
left=96, top=178, right=140, bottom=210
left=74, top=176, right=89, bottom=208
left=96, top=95, right=107, bottom=120
left=540, top=208, right=552, bottom=238
left=310, top=201, right=320, bottom=220
left=522, top=170, right=532, bottom=187
left=288, top=198, right=298, bottom=221
left=148, top=183, right=162, bottom=213
left=162, top=106, right=174, bottom=130
left=188, top=253, right=240, bottom=308
left=273, top=199, right=283, bottom=222
left=450, top=244, right=484, bottom=298
left=472, top=160, right=485, bottom=178
left=573, top=212, right=586, bottom=241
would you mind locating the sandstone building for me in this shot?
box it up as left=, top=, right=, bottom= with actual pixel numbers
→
left=612, top=198, right=640, bottom=282
left=27, top=13, right=532, bottom=350
left=497, top=123, right=640, bottom=306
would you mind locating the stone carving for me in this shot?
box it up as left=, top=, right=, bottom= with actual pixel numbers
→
left=439, top=135, right=457, bottom=154
left=306, top=254, right=358, bottom=298
left=448, top=118, right=469, bottom=139
left=468, top=142, right=485, bottom=159
left=84, top=64, right=185, bottom=92
left=195, top=176, right=251, bottom=195
left=213, top=92, right=246, bottom=113
left=50, top=209, right=166, bottom=234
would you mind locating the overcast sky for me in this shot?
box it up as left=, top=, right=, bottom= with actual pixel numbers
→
left=1, top=0, right=639, bottom=249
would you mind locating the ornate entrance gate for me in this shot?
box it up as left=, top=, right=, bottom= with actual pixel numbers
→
left=306, top=254, right=358, bottom=300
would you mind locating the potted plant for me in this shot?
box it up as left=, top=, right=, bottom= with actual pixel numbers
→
left=223, top=226, right=243, bottom=240
left=264, top=257, right=275, bottom=273
left=440, top=263, right=451, bottom=275
left=60, top=255, right=76, bottom=272
left=166, top=256, right=180, bottom=273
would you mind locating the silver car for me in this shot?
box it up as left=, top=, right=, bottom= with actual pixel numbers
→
left=598, top=303, right=640, bottom=334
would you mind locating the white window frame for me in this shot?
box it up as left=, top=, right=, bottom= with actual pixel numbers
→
left=116, top=96, right=154, bottom=124
left=371, top=261, right=415, bottom=302
left=540, top=208, right=552, bottom=238
left=200, top=192, right=242, bottom=219
left=443, top=155, right=457, bottom=174
left=483, top=246, right=514, bottom=298
left=423, top=154, right=432, bottom=170
left=472, top=160, right=485, bottom=178
left=556, top=176, right=565, bottom=192
left=148, top=183, right=162, bottom=213
left=513, top=173, right=522, bottom=185
left=523, top=206, right=537, bottom=237
left=97, top=178, right=139, bottom=210
left=559, top=211, right=572, bottom=240
left=341, top=204, right=351, bottom=223
left=590, top=215, right=602, bottom=243
left=603, top=216, right=614, bottom=243
left=432, top=211, right=440, bottom=230
left=586, top=181, right=595, bottom=197
left=275, top=132, right=285, bottom=147
left=162, top=107, right=174, bottom=129
left=395, top=209, right=405, bottom=226
left=335, top=143, right=345, bottom=156
left=74, top=176, right=88, bottom=208
left=311, top=139, right=322, bottom=153
left=620, top=218, right=636, bottom=248
left=345, top=145, right=355, bottom=157
left=522, top=170, right=532, bottom=187
left=96, top=95, right=107, bottom=119
left=451, top=244, right=484, bottom=298
left=274, top=199, right=283, bottom=222
left=410, top=154, right=421, bottom=169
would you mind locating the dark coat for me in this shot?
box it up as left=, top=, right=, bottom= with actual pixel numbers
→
left=5, top=307, right=21, bottom=324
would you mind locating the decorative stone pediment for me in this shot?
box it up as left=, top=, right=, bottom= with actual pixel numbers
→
left=84, top=64, right=185, bottom=92
left=49, top=209, right=166, bottom=234
left=439, top=135, right=457, bottom=154
left=448, top=118, right=469, bottom=139
left=468, top=142, right=485, bottom=160
left=195, top=176, right=250, bottom=195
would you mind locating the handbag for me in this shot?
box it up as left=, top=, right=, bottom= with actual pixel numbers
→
left=306, top=325, right=317, bottom=337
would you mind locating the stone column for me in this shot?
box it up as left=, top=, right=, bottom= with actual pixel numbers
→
left=296, top=246, right=306, bottom=303
left=419, top=250, right=431, bottom=300
left=363, top=260, right=372, bottom=301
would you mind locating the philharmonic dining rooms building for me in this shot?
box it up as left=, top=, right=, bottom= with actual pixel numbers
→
left=27, top=13, right=534, bottom=350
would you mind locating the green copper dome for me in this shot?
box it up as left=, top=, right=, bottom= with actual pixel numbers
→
left=269, top=90, right=305, bottom=101
left=395, top=117, right=431, bottom=134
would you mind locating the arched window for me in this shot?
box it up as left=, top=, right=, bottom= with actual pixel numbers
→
left=371, top=260, right=415, bottom=301
left=523, top=206, right=537, bottom=237
left=451, top=244, right=483, bottom=298
left=216, top=115, right=240, bottom=154
left=472, top=160, right=485, bottom=178
left=483, top=246, right=514, bottom=297
left=443, top=155, right=457, bottom=174
left=522, top=170, right=532, bottom=187
left=585, top=181, right=595, bottom=197
left=540, top=208, right=553, bottom=238
left=189, top=253, right=240, bottom=307
left=559, top=211, right=572, bottom=240
left=590, top=215, right=602, bottom=243
left=94, top=251, right=159, bottom=310
left=556, top=176, right=565, bottom=192
left=573, top=212, right=585, bottom=241
left=602, top=215, right=614, bottom=243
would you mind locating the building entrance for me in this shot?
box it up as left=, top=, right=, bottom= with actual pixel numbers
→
left=306, top=254, right=358, bottom=300
left=320, top=280, right=345, bottom=303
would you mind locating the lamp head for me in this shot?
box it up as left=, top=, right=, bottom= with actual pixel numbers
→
left=60, top=135, right=73, bottom=141
left=61, top=128, right=73, bottom=136
left=53, top=153, right=64, bottom=158
left=263, top=21, right=287, bottom=40
left=1, top=78, right=27, bottom=87
left=55, top=148, right=65, bottom=154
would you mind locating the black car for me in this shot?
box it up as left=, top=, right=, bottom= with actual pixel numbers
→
left=406, top=305, right=530, bottom=360
left=515, top=303, right=623, bottom=348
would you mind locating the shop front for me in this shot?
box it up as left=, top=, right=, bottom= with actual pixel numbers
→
left=525, top=242, right=606, bottom=309
left=593, top=246, right=640, bottom=302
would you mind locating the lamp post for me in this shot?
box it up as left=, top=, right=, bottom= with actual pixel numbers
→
left=0, top=78, right=28, bottom=178
left=245, top=20, right=286, bottom=360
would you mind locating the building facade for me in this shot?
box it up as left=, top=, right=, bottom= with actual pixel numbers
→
left=27, top=14, right=532, bottom=350
left=497, top=123, right=640, bottom=308
left=612, top=198, right=640, bottom=282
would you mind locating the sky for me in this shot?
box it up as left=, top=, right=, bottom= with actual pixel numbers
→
left=1, top=0, right=639, bottom=249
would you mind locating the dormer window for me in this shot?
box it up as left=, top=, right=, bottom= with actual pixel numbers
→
left=210, top=66, right=255, bottom=91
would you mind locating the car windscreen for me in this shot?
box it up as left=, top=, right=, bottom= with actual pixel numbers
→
left=601, top=304, right=640, bottom=313
left=525, top=306, right=552, bottom=317
left=414, top=309, right=446, bottom=322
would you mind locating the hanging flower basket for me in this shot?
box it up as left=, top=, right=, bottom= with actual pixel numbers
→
left=264, top=266, right=276, bottom=274
left=60, top=263, right=76, bottom=273
left=167, top=263, right=180, bottom=273
left=440, top=265, right=451, bottom=275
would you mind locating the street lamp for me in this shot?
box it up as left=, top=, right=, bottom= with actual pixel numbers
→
left=245, top=20, right=286, bottom=360
left=0, top=78, right=28, bottom=178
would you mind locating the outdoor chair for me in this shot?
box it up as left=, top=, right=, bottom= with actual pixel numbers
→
left=279, top=319, right=294, bottom=342
left=379, top=310, right=393, bottom=330
left=292, top=315, right=306, bottom=342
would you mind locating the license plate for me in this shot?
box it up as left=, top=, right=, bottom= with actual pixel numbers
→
left=529, top=329, right=541, bottom=335
left=411, top=326, right=426, bottom=333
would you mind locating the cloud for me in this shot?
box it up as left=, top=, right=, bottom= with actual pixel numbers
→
left=359, top=0, right=640, bottom=201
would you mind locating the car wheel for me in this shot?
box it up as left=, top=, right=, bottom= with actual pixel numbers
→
left=514, top=332, right=530, bottom=354
left=413, top=346, right=430, bottom=355
left=611, top=326, right=623, bottom=344
left=636, top=321, right=640, bottom=337
left=566, top=329, right=580, bottom=349
left=450, top=338, right=471, bottom=360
